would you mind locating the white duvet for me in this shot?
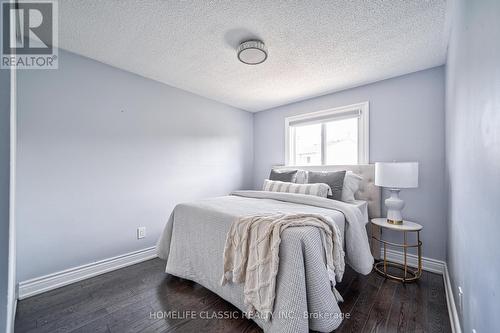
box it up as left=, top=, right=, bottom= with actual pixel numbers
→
left=157, top=190, right=374, bottom=332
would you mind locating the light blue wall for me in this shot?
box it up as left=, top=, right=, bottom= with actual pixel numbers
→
left=0, top=68, right=10, bottom=331
left=16, top=49, right=254, bottom=282
left=253, top=66, right=447, bottom=260
left=446, top=0, right=500, bottom=332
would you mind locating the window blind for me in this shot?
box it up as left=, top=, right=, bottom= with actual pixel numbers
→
left=289, top=109, right=361, bottom=127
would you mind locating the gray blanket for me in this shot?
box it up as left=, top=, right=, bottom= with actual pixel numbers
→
left=157, top=191, right=374, bottom=332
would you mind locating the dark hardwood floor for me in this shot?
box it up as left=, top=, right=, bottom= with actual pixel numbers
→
left=15, top=258, right=451, bottom=333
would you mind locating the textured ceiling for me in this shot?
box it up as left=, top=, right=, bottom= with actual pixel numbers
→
left=56, top=0, right=447, bottom=112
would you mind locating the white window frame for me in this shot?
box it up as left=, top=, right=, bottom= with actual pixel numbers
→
left=284, top=101, right=369, bottom=166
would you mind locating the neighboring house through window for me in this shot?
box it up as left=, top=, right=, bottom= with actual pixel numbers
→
left=285, top=102, right=369, bottom=166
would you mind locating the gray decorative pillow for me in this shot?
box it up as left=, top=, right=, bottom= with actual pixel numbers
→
left=307, top=170, right=346, bottom=201
left=269, top=169, right=298, bottom=183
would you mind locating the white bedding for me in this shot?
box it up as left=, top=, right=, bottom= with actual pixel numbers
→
left=351, top=199, right=369, bottom=223
left=156, top=190, right=374, bottom=332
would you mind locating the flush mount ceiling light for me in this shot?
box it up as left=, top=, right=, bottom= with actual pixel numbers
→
left=237, top=40, right=268, bottom=65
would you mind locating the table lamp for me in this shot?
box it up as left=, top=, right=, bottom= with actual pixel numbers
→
left=375, top=162, right=419, bottom=224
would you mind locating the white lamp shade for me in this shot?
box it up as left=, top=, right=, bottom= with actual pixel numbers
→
left=375, top=162, right=419, bottom=188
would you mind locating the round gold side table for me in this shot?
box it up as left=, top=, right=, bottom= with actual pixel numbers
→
left=370, top=218, right=423, bottom=283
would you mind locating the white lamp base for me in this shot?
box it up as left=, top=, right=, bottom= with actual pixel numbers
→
left=385, top=189, right=405, bottom=224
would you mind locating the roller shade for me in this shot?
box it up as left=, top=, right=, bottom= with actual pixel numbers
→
left=289, top=109, right=361, bottom=127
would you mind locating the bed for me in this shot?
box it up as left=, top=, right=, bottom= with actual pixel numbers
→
left=157, top=164, right=381, bottom=332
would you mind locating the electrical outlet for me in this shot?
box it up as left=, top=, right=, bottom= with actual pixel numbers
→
left=137, top=227, right=146, bottom=239
left=458, top=287, right=464, bottom=315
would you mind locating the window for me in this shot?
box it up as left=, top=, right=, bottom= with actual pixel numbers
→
left=285, top=102, right=369, bottom=166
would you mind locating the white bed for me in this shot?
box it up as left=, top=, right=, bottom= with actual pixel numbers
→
left=157, top=164, right=381, bottom=332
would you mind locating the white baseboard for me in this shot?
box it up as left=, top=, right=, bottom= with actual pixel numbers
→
left=379, top=249, right=461, bottom=333
left=380, top=248, right=445, bottom=274
left=443, top=264, right=462, bottom=333
left=18, top=246, right=158, bottom=300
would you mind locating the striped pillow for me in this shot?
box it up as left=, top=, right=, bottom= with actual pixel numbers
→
left=262, top=179, right=331, bottom=198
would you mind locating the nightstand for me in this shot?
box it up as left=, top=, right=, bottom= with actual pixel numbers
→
left=370, top=217, right=423, bottom=282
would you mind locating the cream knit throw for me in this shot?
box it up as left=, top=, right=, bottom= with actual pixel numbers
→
left=221, top=213, right=345, bottom=319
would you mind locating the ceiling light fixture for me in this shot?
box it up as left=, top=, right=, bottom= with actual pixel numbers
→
left=237, top=40, right=268, bottom=65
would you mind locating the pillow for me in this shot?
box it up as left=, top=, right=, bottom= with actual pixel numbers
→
left=294, top=169, right=308, bottom=184
left=269, top=169, right=298, bottom=182
left=262, top=179, right=331, bottom=198
left=341, top=171, right=363, bottom=202
left=307, top=170, right=346, bottom=201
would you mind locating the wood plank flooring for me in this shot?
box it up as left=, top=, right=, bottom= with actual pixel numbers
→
left=15, top=258, right=451, bottom=332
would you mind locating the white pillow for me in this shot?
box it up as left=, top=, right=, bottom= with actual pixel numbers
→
left=294, top=169, right=308, bottom=184
left=341, top=171, right=363, bottom=202
left=263, top=179, right=331, bottom=198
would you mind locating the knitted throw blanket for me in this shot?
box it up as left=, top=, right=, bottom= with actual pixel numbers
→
left=221, top=213, right=345, bottom=319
